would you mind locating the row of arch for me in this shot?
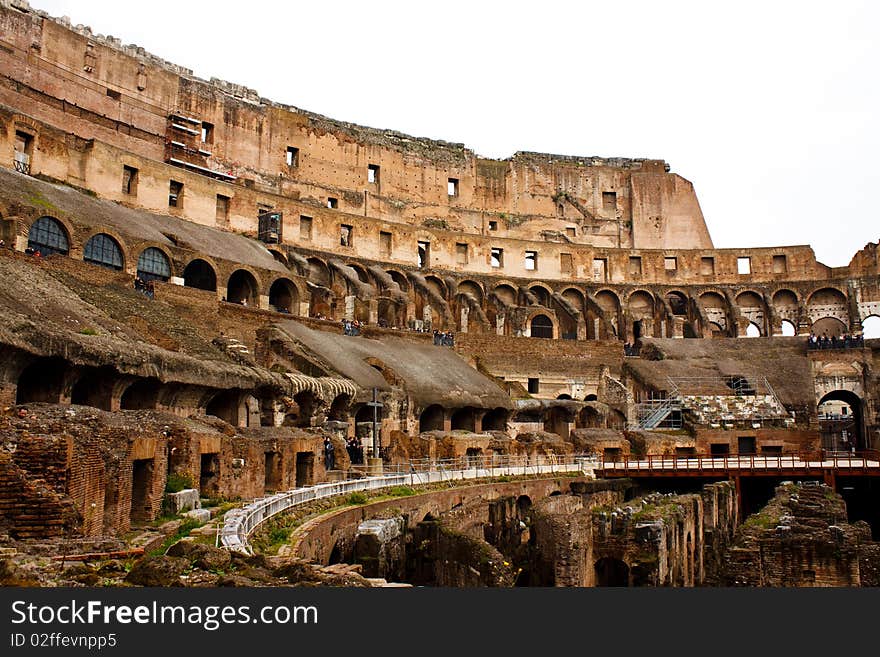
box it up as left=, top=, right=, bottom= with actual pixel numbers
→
left=26, top=216, right=301, bottom=313
left=26, top=215, right=875, bottom=339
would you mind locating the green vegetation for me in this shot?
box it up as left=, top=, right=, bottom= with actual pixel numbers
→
left=149, top=518, right=200, bottom=557
left=387, top=486, right=416, bottom=498
left=345, top=491, right=369, bottom=505
left=78, top=328, right=98, bottom=335
left=741, top=510, right=780, bottom=531
left=165, top=473, right=194, bottom=494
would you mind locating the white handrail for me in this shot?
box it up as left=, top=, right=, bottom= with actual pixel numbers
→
left=218, top=455, right=598, bottom=554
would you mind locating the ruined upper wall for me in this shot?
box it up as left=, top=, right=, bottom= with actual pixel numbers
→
left=0, top=0, right=713, bottom=251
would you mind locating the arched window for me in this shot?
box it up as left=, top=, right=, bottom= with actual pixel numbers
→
left=137, top=247, right=171, bottom=282
left=183, top=259, right=217, bottom=292
left=83, top=233, right=123, bottom=270
left=28, top=216, right=69, bottom=256
left=530, top=314, right=553, bottom=339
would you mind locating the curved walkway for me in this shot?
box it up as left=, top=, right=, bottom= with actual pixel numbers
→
left=217, top=456, right=597, bottom=554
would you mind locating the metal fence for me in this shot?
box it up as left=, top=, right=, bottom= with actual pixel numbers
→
left=217, top=454, right=598, bottom=554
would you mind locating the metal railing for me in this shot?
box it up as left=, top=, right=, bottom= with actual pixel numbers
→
left=598, top=450, right=880, bottom=475
left=217, top=454, right=597, bottom=554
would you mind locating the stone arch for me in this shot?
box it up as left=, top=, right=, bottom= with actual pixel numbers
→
left=386, top=269, right=410, bottom=293
left=182, top=258, right=217, bottom=292
left=744, top=322, right=762, bottom=337
left=346, top=262, right=371, bottom=284
left=773, top=288, right=800, bottom=306
left=780, top=319, right=797, bottom=336
left=308, top=257, right=332, bottom=287
left=595, top=290, right=621, bottom=333
left=492, top=284, right=518, bottom=306
left=83, top=232, right=125, bottom=271
left=577, top=405, right=604, bottom=428
left=543, top=406, right=573, bottom=439
left=561, top=287, right=586, bottom=314
left=269, top=277, right=299, bottom=313
left=425, top=275, right=447, bottom=299
left=457, top=279, right=484, bottom=304
left=450, top=406, right=476, bottom=432
left=70, top=367, right=118, bottom=410
left=482, top=407, right=509, bottom=431
left=419, top=404, right=446, bottom=432
left=226, top=269, right=260, bottom=306
left=528, top=283, right=553, bottom=307
left=120, top=378, right=162, bottom=410
left=136, top=246, right=172, bottom=282
left=818, top=389, right=865, bottom=450
left=206, top=389, right=246, bottom=426
left=862, top=315, right=880, bottom=339
left=16, top=357, right=69, bottom=404
left=808, top=286, right=847, bottom=306
left=665, top=291, right=688, bottom=316
left=27, top=215, right=70, bottom=256
left=267, top=248, right=289, bottom=268
left=529, top=313, right=555, bottom=339
left=811, top=316, right=847, bottom=338
left=328, top=393, right=352, bottom=422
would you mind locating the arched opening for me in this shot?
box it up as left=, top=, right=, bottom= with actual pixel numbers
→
left=594, top=557, right=629, bottom=587
left=745, top=322, right=761, bottom=338
left=861, top=316, right=880, bottom=339
left=269, top=278, right=298, bottom=314
left=708, top=322, right=725, bottom=337
left=811, top=317, right=847, bottom=339
left=136, top=247, right=171, bottom=282
left=83, top=233, right=124, bottom=270
left=493, top=284, right=517, bottom=306
left=16, top=358, right=68, bottom=404
left=557, top=394, right=572, bottom=400
left=28, top=216, right=69, bottom=256
left=287, top=390, right=319, bottom=428
left=529, top=285, right=552, bottom=308
left=530, top=314, right=554, bottom=339
left=516, top=495, right=532, bottom=515
left=819, top=390, right=864, bottom=451
left=482, top=407, right=509, bottom=431
left=120, top=378, right=161, bottom=410
left=269, top=249, right=288, bottom=267
left=227, top=269, right=259, bottom=307
left=206, top=389, right=244, bottom=426
left=450, top=407, right=476, bottom=432
left=577, top=406, right=603, bottom=429
left=419, top=404, right=445, bottom=433
left=781, top=320, right=796, bottom=336
left=328, top=394, right=351, bottom=422
left=70, top=367, right=116, bottom=410
left=584, top=394, right=598, bottom=401
left=666, top=292, right=688, bottom=316
left=328, top=541, right=343, bottom=566
left=543, top=406, right=573, bottom=439
left=183, top=259, right=217, bottom=292
left=387, top=270, right=409, bottom=293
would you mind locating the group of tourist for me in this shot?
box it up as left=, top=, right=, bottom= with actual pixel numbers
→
left=432, top=330, right=454, bottom=347
left=809, top=332, right=864, bottom=350
left=23, top=246, right=42, bottom=257
left=342, top=318, right=362, bottom=336
left=133, top=276, right=155, bottom=300
left=346, top=437, right=364, bottom=464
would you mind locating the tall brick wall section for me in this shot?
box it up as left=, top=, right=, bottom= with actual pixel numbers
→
left=454, top=333, right=624, bottom=380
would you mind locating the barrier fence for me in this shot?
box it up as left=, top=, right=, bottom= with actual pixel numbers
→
left=217, top=454, right=597, bottom=554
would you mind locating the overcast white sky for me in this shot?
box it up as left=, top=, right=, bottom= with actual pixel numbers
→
left=31, top=0, right=880, bottom=267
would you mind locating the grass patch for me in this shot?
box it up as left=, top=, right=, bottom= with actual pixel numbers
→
left=387, top=486, right=416, bottom=498
left=148, top=518, right=200, bottom=557
left=165, top=473, right=194, bottom=494
left=742, top=510, right=780, bottom=531
left=345, top=491, right=369, bottom=505
left=78, top=328, right=98, bottom=335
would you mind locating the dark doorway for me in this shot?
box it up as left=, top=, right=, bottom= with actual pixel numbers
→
left=200, top=453, right=220, bottom=497
left=530, top=314, right=553, bottom=339
left=450, top=407, right=476, bottom=432
left=120, top=378, right=161, bottom=410
left=595, top=557, right=629, bottom=586
left=130, top=458, right=154, bottom=524
left=633, top=320, right=643, bottom=340
left=737, top=436, right=757, bottom=455
left=818, top=390, right=864, bottom=451
left=16, top=358, right=68, bottom=404
left=265, top=452, right=283, bottom=492
left=295, top=452, right=314, bottom=488
left=710, top=443, right=730, bottom=456
left=419, top=404, right=445, bottom=432
left=70, top=368, right=116, bottom=410
left=183, top=259, right=217, bottom=292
